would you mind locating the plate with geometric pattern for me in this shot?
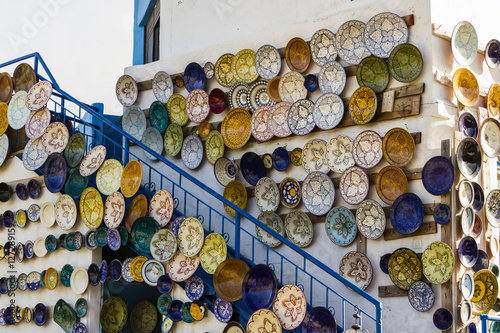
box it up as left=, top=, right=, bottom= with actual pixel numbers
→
left=318, top=61, right=346, bottom=95
left=199, top=233, right=227, bottom=274
left=387, top=248, right=422, bottom=290
left=302, top=171, right=335, bottom=216
left=312, top=93, right=344, bottom=130
left=422, top=241, right=455, bottom=284
left=267, top=102, right=292, bottom=138
left=254, top=177, right=279, bottom=212
left=181, top=134, right=203, bottom=170
left=302, top=139, right=329, bottom=174
left=325, top=207, right=357, bottom=246
left=122, top=105, right=146, bottom=142
left=152, top=71, right=173, bottom=104
left=364, top=12, right=408, bottom=58
left=335, top=20, right=371, bottom=65
left=177, top=217, right=204, bottom=258
left=356, top=199, right=386, bottom=240
left=451, top=21, right=478, bottom=66
left=326, top=135, right=355, bottom=173
left=339, top=251, right=373, bottom=290
left=256, top=211, right=285, bottom=248
left=310, top=28, right=337, bottom=66
left=96, top=159, right=123, bottom=196
left=285, top=210, right=313, bottom=248
left=254, top=45, right=281, bottom=80
left=287, top=99, right=315, bottom=136
left=149, top=190, right=174, bottom=228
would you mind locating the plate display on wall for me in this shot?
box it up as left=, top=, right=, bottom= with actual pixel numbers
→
left=382, top=127, right=415, bottom=167
left=70, top=267, right=89, bottom=295
left=285, top=37, right=311, bottom=73
left=364, top=12, right=408, bottom=58
left=390, top=193, right=424, bottom=234
left=44, top=153, right=67, bottom=193
left=103, top=191, right=125, bottom=228
left=79, top=145, right=106, bottom=177
left=278, top=71, right=307, bottom=103
left=339, top=166, right=369, bottom=205
left=318, top=61, right=346, bottom=95
left=422, top=241, right=455, bottom=284
left=302, top=138, right=329, bottom=174
left=356, top=199, right=386, bottom=239
left=214, top=258, right=249, bottom=302
left=310, top=28, right=337, bottom=66
left=339, top=251, right=373, bottom=290
left=472, top=269, right=498, bottom=315
left=284, top=210, right=313, bottom=248
left=487, top=83, right=500, bottom=117
left=79, top=187, right=103, bottom=229
left=246, top=309, right=282, bottom=333
left=453, top=68, right=479, bottom=106
left=356, top=55, right=389, bottom=93
left=64, top=133, right=86, bottom=168
left=96, top=159, right=123, bottom=195
left=251, top=105, right=274, bottom=142
left=214, top=157, right=238, bottom=186
left=120, top=160, right=142, bottom=198
left=166, top=93, right=188, bottom=126
left=141, top=127, right=163, bottom=160
left=122, top=105, right=146, bottom=141
left=205, top=130, right=224, bottom=165
left=55, top=194, right=77, bottom=230
left=255, top=44, right=281, bottom=80
left=353, top=130, right=383, bottom=169
left=186, top=88, right=210, bottom=123
left=41, top=122, right=69, bottom=154
left=27, top=204, right=40, bottom=222
left=242, top=264, right=278, bottom=313
left=232, top=49, right=258, bottom=83
left=199, top=233, right=227, bottom=274
left=167, top=251, right=200, bottom=282
left=0, top=134, right=8, bottom=167
left=335, top=20, right=371, bottom=65
left=479, top=117, right=500, bottom=157
left=451, top=21, right=478, bottom=66
left=23, top=137, right=48, bottom=171
left=13, top=63, right=36, bottom=92
left=485, top=39, right=500, bottom=69
left=325, top=207, right=357, bottom=246
left=115, top=74, right=137, bottom=106
left=486, top=189, right=500, bottom=228
left=25, top=106, right=51, bottom=139
left=209, top=88, right=226, bottom=114
left=272, top=284, right=307, bottom=330
left=247, top=80, right=275, bottom=113
left=100, top=297, right=128, bottom=333
left=302, top=171, right=335, bottom=216
left=228, top=81, right=250, bottom=110
left=326, top=135, right=355, bottom=173
left=152, top=71, right=173, bottom=104
left=287, top=99, right=315, bottom=136
left=267, top=102, right=292, bottom=138
left=456, top=137, right=481, bottom=179
left=181, top=134, right=203, bottom=169
left=7, top=91, right=30, bottom=129
left=388, top=43, right=424, bottom=83
left=256, top=211, right=285, bottom=248
left=184, top=62, right=206, bottom=92
left=221, top=108, right=252, bottom=149
left=422, top=155, right=454, bottom=195
left=214, top=53, right=236, bottom=87
left=312, top=93, right=344, bottom=130
left=149, top=189, right=174, bottom=228
left=240, top=152, right=266, bottom=186
left=349, top=87, right=377, bottom=125
left=387, top=248, right=422, bottom=290
left=408, top=281, right=435, bottom=312
left=254, top=177, right=279, bottom=212
left=177, top=217, right=204, bottom=257
left=26, top=81, right=52, bottom=111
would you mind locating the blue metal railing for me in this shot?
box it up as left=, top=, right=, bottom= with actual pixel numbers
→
left=1, top=53, right=383, bottom=332
left=481, top=314, right=500, bottom=333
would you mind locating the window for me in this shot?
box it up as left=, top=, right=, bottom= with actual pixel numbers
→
left=144, top=1, right=160, bottom=64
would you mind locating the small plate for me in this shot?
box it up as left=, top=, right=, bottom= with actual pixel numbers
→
left=262, top=153, right=272, bottom=169
left=304, top=74, right=318, bottom=92
left=149, top=189, right=174, bottom=228
left=339, top=251, right=373, bottom=290
left=25, top=240, right=34, bottom=259
left=335, top=20, right=371, bottom=65
left=131, top=216, right=160, bottom=255
left=141, top=259, right=165, bottom=286
left=287, top=99, right=315, bottom=136
left=353, top=130, right=383, bottom=168
left=122, top=105, right=146, bottom=141
left=318, top=61, right=346, bottom=95
left=279, top=177, right=301, bottom=209
left=272, top=285, right=307, bottom=330
left=26, top=81, right=52, bottom=111
left=390, top=193, right=424, bottom=234
left=254, top=177, right=279, bottom=213
left=255, top=44, right=281, bottom=80
left=157, top=293, right=172, bottom=315
left=310, top=28, right=337, bottom=66
left=487, top=83, right=500, bottom=117
left=456, top=137, right=481, bottom=179
left=121, top=258, right=134, bottom=282
left=55, top=194, right=77, bottom=230
left=200, top=233, right=227, bottom=274
left=459, top=236, right=478, bottom=268
left=349, top=87, right=377, bottom=125
left=186, top=88, right=210, bottom=123
left=285, top=37, right=311, bottom=73
left=16, top=183, right=27, bottom=200
left=25, top=106, right=51, bottom=139
left=204, top=62, right=214, bottom=79
left=471, top=181, right=484, bottom=212
left=33, top=303, right=47, bottom=327
left=167, top=251, right=200, bottom=282
left=422, top=156, right=455, bottom=195
left=364, top=12, right=408, bottom=58
left=60, top=264, right=74, bottom=287
left=8, top=91, right=30, bottom=129
left=291, top=147, right=302, bottom=166
left=472, top=250, right=490, bottom=273
left=480, top=117, right=500, bottom=157
left=41, top=122, right=69, bottom=154
left=242, top=264, right=278, bottom=313
left=167, top=300, right=183, bottom=322
left=433, top=308, right=453, bottom=330
left=356, top=55, right=389, bottom=93
left=79, top=187, right=103, bottom=229
left=95, top=228, right=108, bottom=247
left=223, top=180, right=247, bottom=217
left=85, top=229, right=97, bottom=251
left=120, top=160, right=143, bottom=198
left=209, top=88, right=227, bottom=114
left=157, top=274, right=172, bottom=293
left=107, top=228, right=121, bottom=251
left=150, top=229, right=177, bottom=262
left=13, top=63, right=36, bottom=92
left=422, top=241, right=455, bottom=284
left=166, top=93, right=188, bottom=126
left=214, top=298, right=233, bottom=323
left=267, top=76, right=282, bottom=103
left=17, top=273, right=27, bottom=291
left=340, top=166, right=369, bottom=205
left=278, top=71, right=307, bottom=103
left=171, top=216, right=186, bottom=236
left=302, top=138, right=329, bottom=174
left=240, top=152, right=266, bottom=186
left=214, top=157, right=238, bottom=186
left=185, top=276, right=204, bottom=300
left=215, top=53, right=236, bottom=87
left=115, top=74, right=137, bottom=106
left=459, top=111, right=478, bottom=139
left=461, top=270, right=475, bottom=301
left=453, top=68, right=480, bottom=106
left=382, top=127, right=415, bottom=167
left=44, top=153, right=67, bottom=193
left=28, top=178, right=40, bottom=199
left=232, top=49, right=258, bottom=83
left=388, top=43, right=424, bottom=83
left=177, top=217, right=204, bottom=257
left=205, top=130, right=224, bottom=165
left=15, top=209, right=27, bottom=229
left=433, top=203, right=451, bottom=225
left=313, top=93, right=344, bottom=130
left=22, top=137, right=48, bottom=171
left=99, top=260, right=108, bottom=283
left=452, top=21, right=478, bottom=66
left=272, top=147, right=289, bottom=172
left=325, top=207, right=357, bottom=246
left=184, top=62, right=206, bottom=92
left=461, top=206, right=475, bottom=236
left=79, top=145, right=106, bottom=177
left=256, top=211, right=285, bottom=248
left=267, top=101, right=292, bottom=138
left=284, top=210, right=313, bottom=248
left=356, top=199, right=386, bottom=239
left=70, top=267, right=89, bottom=294
left=152, top=71, right=173, bottom=104
left=221, top=108, right=252, bottom=149
left=141, top=127, right=163, bottom=160
left=124, top=194, right=148, bottom=233
left=302, top=307, right=336, bottom=333
left=303, top=171, right=335, bottom=215
left=486, top=39, right=500, bottom=69
left=0, top=134, right=7, bottom=168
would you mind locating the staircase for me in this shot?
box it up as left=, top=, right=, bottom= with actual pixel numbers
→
left=1, top=53, right=382, bottom=333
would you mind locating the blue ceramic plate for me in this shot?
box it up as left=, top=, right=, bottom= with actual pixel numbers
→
left=302, top=307, right=336, bottom=333
left=433, top=308, right=452, bottom=330
left=408, top=281, right=435, bottom=312
left=272, top=147, right=289, bottom=172
left=472, top=249, right=490, bottom=273
left=185, top=276, right=204, bottom=301
left=73, top=231, right=83, bottom=250
left=27, top=178, right=40, bottom=199
left=184, top=63, right=205, bottom=92
left=99, top=260, right=108, bottom=284
left=152, top=71, right=173, bottom=104
left=302, top=171, right=335, bottom=216
left=0, top=278, right=7, bottom=294
left=318, top=61, right=346, bottom=94
left=181, top=134, right=203, bottom=170
left=379, top=253, right=391, bottom=274
left=131, top=216, right=160, bottom=255
left=43, top=153, right=67, bottom=193
left=27, top=203, right=40, bottom=222
left=149, top=101, right=169, bottom=134
left=25, top=240, right=34, bottom=260
left=325, top=207, right=357, bottom=246
left=95, top=227, right=108, bottom=247
left=65, top=168, right=89, bottom=199
left=171, top=216, right=186, bottom=237
left=364, top=12, right=408, bottom=58
left=213, top=298, right=233, bottom=323
left=33, top=303, right=47, bottom=326
left=157, top=274, right=173, bottom=294
left=109, top=259, right=122, bottom=281
left=390, top=193, right=424, bottom=234
left=434, top=203, right=451, bottom=225
left=158, top=293, right=172, bottom=315
left=304, top=74, right=318, bottom=92
left=167, top=300, right=184, bottom=322
left=75, top=298, right=87, bottom=318
left=3, top=211, right=13, bottom=227
left=16, top=183, right=28, bottom=200
left=122, top=105, right=147, bottom=142
left=22, top=138, right=48, bottom=171
left=72, top=322, right=87, bottom=333
left=240, top=152, right=266, bottom=186
left=0, top=134, right=8, bottom=168
left=141, top=127, right=163, bottom=160
left=107, top=228, right=121, bottom=251
left=471, top=182, right=484, bottom=212
left=312, top=93, right=344, bottom=130
left=242, top=264, right=277, bottom=313
left=255, top=44, right=281, bottom=80
left=459, top=112, right=478, bottom=139
left=456, top=138, right=481, bottom=180
left=287, top=99, right=315, bottom=136
left=88, top=263, right=99, bottom=286
left=458, top=236, right=478, bottom=268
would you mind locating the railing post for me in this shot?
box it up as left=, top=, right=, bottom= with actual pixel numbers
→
left=123, top=137, right=130, bottom=166
left=377, top=304, right=383, bottom=333
left=234, top=211, right=240, bottom=259
left=481, top=314, right=488, bottom=333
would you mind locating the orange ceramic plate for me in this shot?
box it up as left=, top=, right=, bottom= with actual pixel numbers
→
left=221, top=108, right=251, bottom=149
left=453, top=68, right=479, bottom=107
left=0, top=72, right=13, bottom=104
left=382, top=128, right=415, bottom=167
left=120, top=160, right=143, bottom=198
left=125, top=194, right=148, bottom=233
left=285, top=37, right=311, bottom=73
left=213, top=258, right=250, bottom=302
left=375, top=165, right=408, bottom=205
left=0, top=103, right=8, bottom=136
left=45, top=267, right=58, bottom=290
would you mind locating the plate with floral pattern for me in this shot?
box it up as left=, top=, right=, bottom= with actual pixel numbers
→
left=422, top=241, right=455, bottom=284
left=186, top=89, right=210, bottom=123
left=205, top=130, right=224, bottom=165
left=256, top=211, right=285, bottom=248
left=310, top=28, right=337, bottom=66
left=164, top=122, right=184, bottom=157
left=122, top=105, right=146, bottom=141
left=103, top=192, right=125, bottom=228
left=152, top=71, right=173, bottom=104
left=181, top=134, right=203, bottom=169
left=215, top=53, right=236, bottom=87
left=131, top=217, right=160, bottom=255
left=255, top=44, right=281, bottom=80
left=364, top=12, right=408, bottom=58
left=452, top=21, right=478, bottom=66
left=302, top=138, right=329, bottom=174
left=255, top=177, right=279, bottom=212
left=167, top=250, right=200, bottom=282
left=200, top=233, right=227, bottom=274
left=115, top=74, right=137, bottom=106
left=267, top=102, right=292, bottom=138
left=453, top=68, right=479, bottom=107
left=79, top=187, right=103, bottom=229
left=388, top=248, right=422, bottom=290
left=312, top=93, right=344, bottom=130
left=318, top=61, right=346, bottom=95
left=287, top=99, right=315, bottom=136
left=25, top=107, right=51, bottom=139
left=247, top=80, right=274, bottom=113
left=214, top=298, right=232, bottom=323
left=408, top=281, right=435, bottom=312
left=55, top=194, right=77, bottom=230
left=376, top=165, right=408, bottom=205
left=285, top=210, right=313, bottom=248
left=279, top=177, right=301, bottom=209
left=382, top=127, right=415, bottom=167
left=278, top=71, right=307, bottom=103
left=96, top=159, right=123, bottom=195
left=0, top=134, right=8, bottom=168
left=326, top=135, right=355, bottom=173
left=356, top=55, right=390, bottom=93
left=339, top=251, right=373, bottom=290
left=185, top=276, right=204, bottom=301
left=302, top=171, right=335, bottom=216
left=335, top=20, right=371, bottom=65
left=232, top=49, right=258, bottom=83
left=26, top=81, right=52, bottom=111
left=340, top=166, right=369, bottom=205
left=41, top=122, right=69, bottom=154
left=221, top=108, right=252, bottom=149
left=325, top=207, right=357, bottom=246
left=272, top=284, right=307, bottom=330
left=487, top=83, right=500, bottom=117
left=184, top=62, right=206, bottom=92
left=166, top=93, right=188, bottom=126
left=79, top=145, right=106, bottom=177
left=356, top=199, right=386, bottom=239
left=140, top=126, right=163, bottom=160
left=353, top=130, right=383, bottom=169
left=177, top=217, right=204, bottom=257
left=150, top=229, right=177, bottom=262
left=349, top=87, right=377, bottom=125
left=7, top=91, right=30, bottom=129
left=246, top=309, right=282, bottom=333
left=223, top=180, right=247, bottom=217
left=388, top=43, right=424, bottom=83
left=149, top=189, right=174, bottom=228
left=251, top=105, right=274, bottom=142
left=285, top=37, right=311, bottom=73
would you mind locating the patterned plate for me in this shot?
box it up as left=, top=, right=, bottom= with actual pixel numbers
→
left=140, top=127, right=163, bottom=160
left=228, top=81, right=250, bottom=110
left=186, top=89, right=209, bottom=123
left=255, top=44, right=281, bottom=80
left=103, top=192, right=125, bottom=228
left=0, top=103, right=7, bottom=136
left=388, top=248, right=422, bottom=290
left=356, top=199, right=386, bottom=239
left=272, top=285, right=307, bottom=330
left=13, top=63, right=36, bottom=92
left=364, top=12, right=408, bottom=58
left=149, top=101, right=169, bottom=134
left=376, top=165, right=408, bottom=204
left=79, top=145, right=106, bottom=177
left=167, top=251, right=200, bottom=282
left=287, top=99, right=315, bottom=136
left=122, top=105, right=146, bottom=141
left=479, top=117, right=500, bottom=157
left=240, top=152, right=266, bottom=186
left=339, top=251, right=373, bottom=290
left=251, top=105, right=274, bottom=142
left=285, top=37, right=311, bottom=73
left=232, top=49, right=258, bottom=83
left=199, top=233, right=227, bottom=274
left=214, top=298, right=232, bottom=323
left=267, top=102, right=292, bottom=138
left=453, top=68, right=479, bottom=107
left=64, top=133, right=86, bottom=168
left=26, top=81, right=52, bottom=111
left=149, top=190, right=174, bottom=228
left=55, top=194, right=77, bottom=230
left=152, top=71, right=173, bottom=104
left=254, top=177, right=279, bottom=212
left=141, top=259, right=165, bottom=286
left=290, top=148, right=302, bottom=166
left=335, top=20, right=371, bottom=64
left=357, top=55, right=390, bottom=93
left=204, top=62, right=214, bottom=79
left=285, top=210, right=314, bottom=248
left=349, top=87, right=377, bottom=125
left=185, top=276, right=204, bottom=301
left=312, top=93, right=344, bottom=130
left=302, top=138, right=329, bottom=174
left=166, top=93, right=188, bottom=126
left=457, top=138, right=481, bottom=180
left=205, top=130, right=224, bottom=165
left=422, top=241, right=455, bottom=284
left=422, top=156, right=455, bottom=195
left=310, top=29, right=337, bottom=66
left=382, top=127, right=415, bottom=167
left=279, top=177, right=301, bottom=209
left=339, top=166, right=369, bottom=205
left=391, top=193, right=423, bottom=234
left=256, top=211, right=285, bottom=248
left=41, top=122, right=69, bottom=154
left=388, top=43, right=424, bottom=83
left=214, top=157, right=238, bottom=186
left=318, top=61, right=346, bottom=95
left=215, top=53, right=236, bottom=87
left=44, top=153, right=67, bottom=193
left=79, top=187, right=103, bottom=229
left=25, top=107, right=51, bottom=139
left=0, top=134, right=8, bottom=168
left=115, top=75, right=137, bottom=106
left=452, top=21, right=478, bottom=66
left=181, top=134, right=203, bottom=169
left=246, top=309, right=282, bottom=333
left=302, top=171, right=335, bottom=216
left=486, top=39, right=500, bottom=69
left=247, top=80, right=274, bottom=113
left=221, top=108, right=251, bottom=149
left=7, top=91, right=30, bottom=129
left=120, top=160, right=142, bottom=198
left=472, top=269, right=498, bottom=315
left=326, top=135, right=354, bottom=173
left=408, top=281, right=435, bottom=312
left=131, top=216, right=160, bottom=255
left=486, top=189, right=500, bottom=228
left=164, top=122, right=184, bottom=157
left=184, top=62, right=206, bottom=92
left=177, top=217, right=204, bottom=257
left=96, top=159, right=123, bottom=195
left=353, top=130, right=383, bottom=169
left=278, top=71, right=307, bottom=103
left=325, top=207, right=357, bottom=246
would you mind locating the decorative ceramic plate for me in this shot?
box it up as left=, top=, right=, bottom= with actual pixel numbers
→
left=339, top=166, right=369, bottom=205
left=240, top=152, right=266, bottom=186
left=388, top=248, right=422, bottom=290
left=278, top=71, right=307, bottom=103
left=130, top=256, right=147, bottom=282
left=310, top=29, right=337, bottom=66
left=349, top=87, right=377, bottom=125
left=204, top=130, right=224, bottom=165
left=209, top=88, right=226, bottom=114
left=376, top=165, right=408, bottom=204
left=26, top=81, right=52, bottom=111
left=41, top=122, right=69, bottom=154
left=44, top=153, right=67, bottom=193
left=487, top=83, right=500, bottom=117
left=287, top=99, right=315, bottom=136
left=184, top=276, right=204, bottom=301
left=335, top=20, right=371, bottom=65
left=272, top=147, right=289, bottom=172
left=422, top=241, right=455, bottom=284
left=457, top=137, right=481, bottom=180
left=0, top=103, right=7, bottom=136
left=149, top=189, right=174, bottom=228
left=461, top=271, right=475, bottom=301
left=167, top=250, right=200, bottom=282
left=214, top=258, right=250, bottom=302
left=119, top=160, right=141, bottom=198
left=256, top=211, right=285, bottom=248
left=279, top=177, right=301, bottom=209
left=283, top=210, right=313, bottom=248
left=285, top=37, right=311, bottom=73
left=184, top=62, right=206, bottom=92
left=200, top=233, right=227, bottom=274
left=214, top=157, right=238, bottom=186
left=7, top=91, right=29, bottom=129
left=472, top=250, right=489, bottom=273
left=302, top=307, right=336, bottom=333
left=248, top=80, right=274, bottom=113
left=166, top=93, right=188, bottom=126
left=479, top=117, right=500, bottom=157
left=254, top=177, right=279, bottom=212
left=472, top=269, right=498, bottom=315
left=63, top=133, right=85, bottom=169
left=103, top=191, right=125, bottom=228
left=312, top=93, right=344, bottom=130
left=250, top=105, right=274, bottom=142
left=356, top=199, right=386, bottom=239
left=213, top=298, right=232, bottom=323
left=79, top=187, right=103, bottom=228
left=100, top=297, right=128, bottom=333
left=382, top=127, right=415, bottom=167
left=408, top=281, right=435, bottom=312
left=0, top=134, right=7, bottom=167
left=388, top=43, right=424, bottom=83
left=267, top=76, right=282, bottom=103
left=325, top=135, right=354, bottom=174
left=22, top=137, right=48, bottom=171
left=267, top=102, right=292, bottom=138
left=390, top=192, right=423, bottom=234
left=422, top=155, right=454, bottom=195
left=45, top=267, right=59, bottom=290
left=486, top=189, right=500, bottom=228
left=353, top=130, right=383, bottom=169
left=485, top=39, right=500, bottom=69
left=325, top=207, right=357, bottom=246
left=96, top=159, right=123, bottom=195
left=115, top=75, right=137, bottom=106
left=364, top=12, right=408, bottom=58
left=152, top=71, right=173, bottom=104
left=246, top=309, right=282, bottom=333
left=471, top=181, right=485, bottom=212
left=255, top=44, right=281, bottom=80
left=148, top=101, right=169, bottom=135
left=25, top=107, right=51, bottom=139
left=459, top=236, right=479, bottom=268
left=181, top=134, right=203, bottom=169
left=452, top=21, right=478, bottom=66
left=272, top=284, right=307, bottom=330
left=232, top=49, right=258, bottom=83
left=164, top=123, right=184, bottom=157
left=204, top=61, right=214, bottom=79
left=55, top=194, right=77, bottom=230
left=177, top=217, right=204, bottom=257
left=262, top=153, right=273, bottom=169
left=242, top=264, right=278, bottom=313
left=453, top=68, right=480, bottom=106
left=25, top=240, right=34, bottom=259
left=290, top=147, right=302, bottom=166
left=27, top=203, right=40, bottom=222
left=70, top=266, right=89, bottom=295
left=461, top=205, right=475, bottom=236
left=318, top=61, right=346, bottom=95
left=106, top=228, right=120, bottom=251
left=433, top=203, right=451, bottom=225
left=122, top=105, right=146, bottom=141
left=302, top=171, right=335, bottom=216
left=13, top=63, right=36, bottom=92
left=302, top=138, right=329, bottom=174
left=339, top=251, right=373, bottom=290
left=120, top=257, right=133, bottom=282
left=215, top=53, right=236, bottom=87
left=26, top=271, right=41, bottom=291
left=141, top=259, right=165, bottom=286
left=304, top=74, right=318, bottom=93
left=131, top=216, right=160, bottom=255
left=356, top=55, right=389, bottom=93
left=221, top=108, right=252, bottom=149
left=140, top=127, right=163, bottom=160
left=186, top=88, right=210, bottom=123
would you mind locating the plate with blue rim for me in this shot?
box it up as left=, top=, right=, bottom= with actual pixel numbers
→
left=364, top=12, right=408, bottom=58
left=459, top=236, right=478, bottom=268
left=72, top=322, right=87, bottom=333
left=122, top=105, right=146, bottom=142
left=149, top=101, right=169, bottom=134
left=287, top=99, right=315, bottom=136
left=99, top=260, right=108, bottom=284
left=390, top=193, right=424, bottom=234
left=422, top=156, right=454, bottom=195
left=88, top=263, right=100, bottom=286
left=25, top=240, right=34, bottom=259
left=254, top=44, right=281, bottom=80
left=242, top=264, right=278, bottom=313
left=131, top=216, right=160, bottom=255
left=272, top=147, right=289, bottom=172
left=26, top=271, right=41, bottom=291
left=279, top=177, right=301, bottom=209
left=33, top=303, right=47, bottom=326
left=181, top=134, right=203, bottom=170
left=302, top=171, right=335, bottom=216
left=0, top=134, right=7, bottom=168
left=107, top=228, right=121, bottom=251
left=152, top=71, right=173, bottom=104
left=28, top=178, right=40, bottom=199
left=335, top=20, right=371, bottom=65
left=325, top=207, right=357, bottom=246
left=312, top=93, right=344, bottom=130
left=109, top=259, right=122, bottom=281
left=185, top=276, right=204, bottom=301
left=451, top=21, right=478, bottom=66
left=304, top=74, right=318, bottom=92
left=214, top=298, right=233, bottom=323
left=141, top=127, right=163, bottom=160
left=44, top=153, right=67, bottom=193
left=157, top=274, right=173, bottom=294
left=184, top=62, right=205, bottom=92
left=318, top=61, right=346, bottom=95
left=408, top=281, right=435, bottom=312
left=240, top=152, right=266, bottom=186
left=302, top=306, right=336, bottom=333
left=433, top=203, right=451, bottom=225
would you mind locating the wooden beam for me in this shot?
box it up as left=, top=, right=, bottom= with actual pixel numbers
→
left=378, top=285, right=408, bottom=298
left=383, top=222, right=438, bottom=241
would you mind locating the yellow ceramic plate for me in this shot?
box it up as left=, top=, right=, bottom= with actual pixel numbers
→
left=290, top=148, right=302, bottom=166
left=96, top=159, right=123, bottom=195
left=215, top=53, right=236, bottom=87
left=198, top=120, right=212, bottom=138
left=120, top=160, right=143, bottom=198
left=130, top=256, right=148, bottom=282
left=223, top=180, right=247, bottom=217
left=205, top=130, right=225, bottom=165
left=166, top=93, right=188, bottom=126
left=348, top=87, right=377, bottom=125
left=232, top=49, right=258, bottom=83
left=382, top=127, right=415, bottom=167
left=0, top=102, right=8, bottom=136
left=199, top=233, right=227, bottom=274
left=487, top=83, right=500, bottom=117
left=221, top=108, right=252, bottom=149
left=453, top=68, right=479, bottom=107
left=79, top=187, right=104, bottom=229
left=125, top=194, right=148, bottom=233
left=45, top=267, right=58, bottom=290
left=472, top=269, right=498, bottom=315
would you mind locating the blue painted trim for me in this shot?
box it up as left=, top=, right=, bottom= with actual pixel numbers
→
left=133, top=0, right=158, bottom=65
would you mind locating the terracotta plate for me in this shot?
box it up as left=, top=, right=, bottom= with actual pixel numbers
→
left=375, top=165, right=408, bottom=205
left=285, top=37, right=311, bottom=73
left=382, top=127, right=415, bottom=167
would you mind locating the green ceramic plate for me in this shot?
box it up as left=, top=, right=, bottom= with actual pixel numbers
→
left=95, top=227, right=108, bottom=247
left=65, top=168, right=88, bottom=199
left=53, top=299, right=77, bottom=332
left=421, top=241, right=455, bottom=284
left=131, top=217, right=160, bottom=255
left=130, top=300, right=157, bottom=333
left=356, top=55, right=390, bottom=93
left=181, top=302, right=194, bottom=323
left=100, top=297, right=128, bottom=333
left=149, top=101, right=169, bottom=134
left=157, top=293, right=172, bottom=315
left=164, top=123, right=184, bottom=157
left=61, top=264, right=73, bottom=287
left=388, top=43, right=423, bottom=83
left=75, top=298, right=87, bottom=318
left=64, top=133, right=86, bottom=168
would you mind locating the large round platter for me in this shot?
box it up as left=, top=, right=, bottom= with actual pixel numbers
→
left=326, top=135, right=355, bottom=173
left=251, top=105, right=274, bottom=142
left=214, top=157, right=238, bottom=186
left=44, top=153, right=67, bottom=193
left=177, top=217, right=204, bottom=257
left=103, top=192, right=125, bottom=228
left=422, top=155, right=454, bottom=195
left=164, top=122, right=183, bottom=157
left=100, top=297, right=128, bottom=333
left=486, top=189, right=500, bottom=228
left=25, top=107, right=51, bottom=139
left=240, top=152, right=266, bottom=186
left=41, top=122, right=69, bottom=154
left=96, top=159, right=123, bottom=195
left=313, top=93, right=344, bottom=130
left=451, top=21, right=478, bottom=66
left=149, top=189, right=174, bottom=228
left=353, top=130, right=383, bottom=169
left=22, top=137, right=48, bottom=171
left=246, top=309, right=282, bottom=333
left=267, top=102, right=292, bottom=138
left=205, top=130, right=224, bottom=165
left=408, top=281, right=435, bottom=312
left=254, top=177, right=279, bottom=212
left=166, top=93, right=188, bottom=126
left=287, top=99, right=315, bottom=136
left=356, top=55, right=390, bottom=93
left=388, top=43, right=424, bottom=83
left=115, top=74, right=137, bottom=106
left=278, top=71, right=307, bottom=103
left=485, top=39, right=500, bottom=69
left=167, top=251, right=200, bottom=282
left=184, top=62, right=206, bottom=92
left=122, top=105, right=146, bottom=141
left=214, top=258, right=249, bottom=302
left=284, top=210, right=313, bottom=248
left=325, top=207, right=357, bottom=246
left=349, top=87, right=377, bottom=125
left=26, top=81, right=52, bottom=111
left=141, top=259, right=165, bottom=287
left=55, top=194, right=77, bottom=230
left=339, top=166, right=369, bottom=205
left=232, top=49, right=258, bottom=83
left=390, top=193, right=423, bottom=234
left=364, top=12, right=408, bottom=58
left=79, top=145, right=106, bottom=177
left=376, top=165, right=408, bottom=204
left=487, top=83, right=500, bottom=117
left=456, top=137, right=481, bottom=180
left=149, top=101, right=169, bottom=134
left=141, top=127, right=163, bottom=160
left=472, top=269, right=498, bottom=315
left=272, top=285, right=307, bottom=330
left=382, top=127, right=415, bottom=167
left=339, top=251, right=373, bottom=290
left=131, top=216, right=159, bottom=255
left=310, top=28, right=337, bottom=66
left=120, top=160, right=142, bottom=198
left=221, top=108, right=251, bottom=149
left=152, top=71, right=173, bottom=104
left=479, top=117, right=500, bottom=157
left=285, top=37, right=311, bottom=73
left=0, top=103, right=7, bottom=136
left=302, top=171, right=335, bottom=216
left=302, top=307, right=336, bottom=333
left=186, top=88, right=209, bottom=123
left=199, top=233, right=227, bottom=274
left=302, top=138, right=329, bottom=174
left=422, top=241, right=455, bottom=284
left=279, top=177, right=301, bottom=209
left=7, top=91, right=30, bottom=129
left=247, top=80, right=275, bottom=113
left=242, top=264, right=278, bottom=313
left=459, top=236, right=478, bottom=268
left=318, top=61, right=346, bottom=95
left=13, top=63, right=36, bottom=92
left=70, top=267, right=89, bottom=295
left=79, top=187, right=103, bottom=229
left=356, top=199, right=386, bottom=239
left=228, top=81, right=250, bottom=110
left=256, top=211, right=285, bottom=248
left=64, top=133, right=86, bottom=168
left=181, top=134, right=203, bottom=169
left=335, top=20, right=371, bottom=65
left=0, top=134, right=8, bottom=167
left=453, top=68, right=480, bottom=106
left=255, top=44, right=281, bottom=80
left=215, top=53, right=236, bottom=87
left=387, top=248, right=422, bottom=290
